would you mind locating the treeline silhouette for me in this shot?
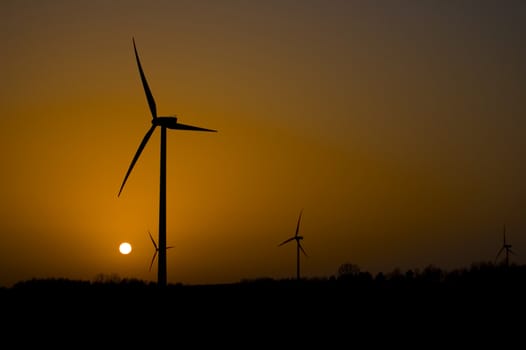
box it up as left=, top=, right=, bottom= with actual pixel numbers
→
left=3, top=260, right=525, bottom=296
left=2, top=261, right=524, bottom=339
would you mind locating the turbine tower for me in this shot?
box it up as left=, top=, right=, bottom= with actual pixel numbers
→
left=148, top=230, right=173, bottom=272
left=119, top=37, right=217, bottom=287
left=495, top=224, right=516, bottom=268
left=278, top=209, right=307, bottom=280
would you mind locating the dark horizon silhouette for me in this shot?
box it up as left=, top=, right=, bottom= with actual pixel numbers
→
left=4, top=260, right=526, bottom=301
left=4, top=261, right=523, bottom=344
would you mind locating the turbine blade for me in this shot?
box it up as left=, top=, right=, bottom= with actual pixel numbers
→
left=295, top=209, right=303, bottom=237
left=172, top=122, right=217, bottom=132
left=118, top=125, right=156, bottom=197
left=278, top=237, right=295, bottom=246
left=299, top=243, right=308, bottom=257
left=133, top=37, right=157, bottom=119
left=496, top=247, right=505, bottom=261
left=148, top=230, right=158, bottom=250
left=166, top=246, right=174, bottom=249
left=149, top=251, right=157, bottom=272
left=509, top=249, right=517, bottom=256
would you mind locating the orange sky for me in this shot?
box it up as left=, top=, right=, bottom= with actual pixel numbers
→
left=1, top=0, right=525, bottom=287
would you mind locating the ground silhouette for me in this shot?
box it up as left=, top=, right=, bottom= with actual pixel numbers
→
left=2, top=261, right=524, bottom=343
left=3, top=261, right=525, bottom=306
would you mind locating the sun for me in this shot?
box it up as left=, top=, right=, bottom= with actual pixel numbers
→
left=119, top=242, right=132, bottom=255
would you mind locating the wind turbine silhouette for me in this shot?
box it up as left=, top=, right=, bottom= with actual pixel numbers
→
left=495, top=224, right=516, bottom=268
left=148, top=230, right=173, bottom=272
left=118, top=37, right=217, bottom=287
left=278, top=209, right=307, bottom=280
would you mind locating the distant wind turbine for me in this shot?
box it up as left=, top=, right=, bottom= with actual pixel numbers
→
left=148, top=230, right=173, bottom=272
left=118, top=37, right=217, bottom=287
left=495, top=224, right=516, bottom=267
left=278, top=209, right=307, bottom=280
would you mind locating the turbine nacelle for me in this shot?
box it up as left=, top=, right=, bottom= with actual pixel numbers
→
left=152, top=116, right=178, bottom=127
left=151, top=116, right=218, bottom=132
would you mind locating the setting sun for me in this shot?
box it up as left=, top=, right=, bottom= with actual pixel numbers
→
left=119, top=242, right=132, bottom=255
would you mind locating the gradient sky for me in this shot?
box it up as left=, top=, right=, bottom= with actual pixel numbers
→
left=1, top=0, right=525, bottom=287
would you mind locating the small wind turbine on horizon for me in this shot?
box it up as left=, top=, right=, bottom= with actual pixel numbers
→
left=278, top=209, right=307, bottom=280
left=118, top=37, right=217, bottom=287
left=148, top=230, right=173, bottom=272
left=495, top=224, right=516, bottom=267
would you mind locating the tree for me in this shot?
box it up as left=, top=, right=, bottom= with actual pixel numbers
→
left=337, top=262, right=360, bottom=279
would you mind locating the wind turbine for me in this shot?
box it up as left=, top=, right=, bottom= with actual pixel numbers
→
left=278, top=209, right=307, bottom=280
left=495, top=224, right=516, bottom=268
left=148, top=230, right=173, bottom=272
left=118, top=37, right=217, bottom=287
